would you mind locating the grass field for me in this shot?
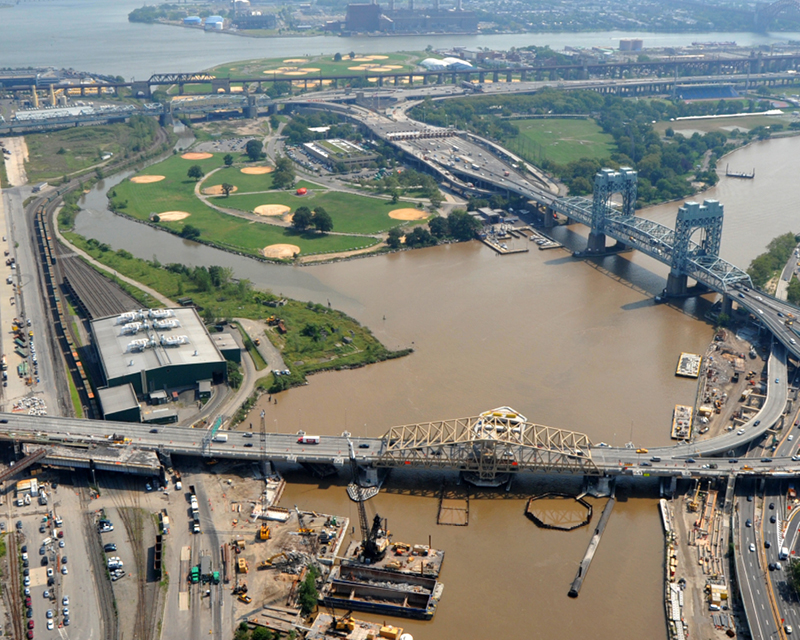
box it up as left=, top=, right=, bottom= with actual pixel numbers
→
left=221, top=189, right=418, bottom=234
left=505, top=118, right=615, bottom=166
left=211, top=52, right=422, bottom=79
left=25, top=121, right=158, bottom=182
left=111, top=154, right=378, bottom=256
left=202, top=167, right=277, bottom=193
left=654, top=112, right=798, bottom=136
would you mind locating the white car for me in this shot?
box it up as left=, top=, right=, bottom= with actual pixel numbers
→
left=750, top=543, right=756, bottom=552
left=61, top=565, right=68, bottom=575
left=737, top=428, right=745, bottom=435
left=47, top=568, right=53, bottom=577
left=62, top=596, right=69, bottom=606
left=790, top=435, right=795, bottom=441
left=23, top=576, right=30, bottom=586
left=47, top=620, right=54, bottom=631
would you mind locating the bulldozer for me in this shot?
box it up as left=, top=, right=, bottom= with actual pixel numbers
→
left=259, top=522, right=270, bottom=541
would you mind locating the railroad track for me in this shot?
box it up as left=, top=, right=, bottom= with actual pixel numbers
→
left=56, top=249, right=139, bottom=319
left=5, top=511, right=23, bottom=640
left=78, top=478, right=118, bottom=640
left=107, top=477, right=156, bottom=640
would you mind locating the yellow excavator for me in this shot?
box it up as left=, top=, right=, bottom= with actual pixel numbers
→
left=258, top=552, right=287, bottom=569
left=259, top=522, right=270, bottom=541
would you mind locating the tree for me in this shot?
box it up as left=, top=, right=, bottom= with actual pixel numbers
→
left=223, top=154, right=234, bottom=167
left=227, top=361, right=243, bottom=389
left=428, top=216, right=449, bottom=239
left=312, top=207, right=333, bottom=233
left=665, top=127, right=675, bottom=138
left=221, top=183, right=234, bottom=197
left=245, top=139, right=264, bottom=162
left=447, top=209, right=481, bottom=241
left=152, top=214, right=161, bottom=223
left=292, top=206, right=313, bottom=231
left=251, top=627, right=274, bottom=640
left=333, top=52, right=342, bottom=62
left=387, top=228, right=403, bottom=249
left=180, top=224, right=201, bottom=241
left=390, top=189, right=400, bottom=204
left=187, top=165, right=204, bottom=181
left=297, top=565, right=319, bottom=615
left=272, top=155, right=296, bottom=189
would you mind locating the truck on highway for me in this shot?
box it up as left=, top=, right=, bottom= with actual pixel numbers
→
left=297, top=435, right=320, bottom=444
left=190, top=566, right=200, bottom=583
left=211, top=433, right=228, bottom=443
left=780, top=546, right=790, bottom=560
left=201, top=555, right=212, bottom=583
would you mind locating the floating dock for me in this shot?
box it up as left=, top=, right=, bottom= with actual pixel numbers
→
left=671, top=405, right=693, bottom=440
left=342, top=541, right=445, bottom=578
left=529, top=229, right=562, bottom=250
left=306, top=613, right=403, bottom=640
left=481, top=236, right=530, bottom=255
left=568, top=488, right=616, bottom=598
left=725, top=164, right=754, bottom=179
left=675, top=352, right=702, bottom=378
left=321, top=564, right=444, bottom=620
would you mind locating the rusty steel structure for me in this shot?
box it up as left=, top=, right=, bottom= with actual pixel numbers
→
left=376, top=407, right=597, bottom=481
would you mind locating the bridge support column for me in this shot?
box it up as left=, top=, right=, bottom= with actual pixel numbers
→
left=665, top=272, right=688, bottom=297
left=479, top=72, right=485, bottom=83
left=493, top=71, right=499, bottom=83
left=131, top=81, right=151, bottom=99
left=521, top=69, right=528, bottom=81
left=586, top=231, right=606, bottom=253
left=423, top=74, right=429, bottom=85
left=721, top=294, right=733, bottom=317
left=543, top=206, right=555, bottom=228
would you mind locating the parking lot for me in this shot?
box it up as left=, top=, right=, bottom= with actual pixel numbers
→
left=6, top=477, right=103, bottom=639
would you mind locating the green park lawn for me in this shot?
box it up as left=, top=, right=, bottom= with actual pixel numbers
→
left=202, top=166, right=276, bottom=193
left=111, top=154, right=376, bottom=256
left=506, top=118, right=615, bottom=166
left=220, top=189, right=419, bottom=235
left=211, top=52, right=422, bottom=79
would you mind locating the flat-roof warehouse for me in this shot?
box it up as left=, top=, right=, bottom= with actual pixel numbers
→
left=92, top=308, right=227, bottom=395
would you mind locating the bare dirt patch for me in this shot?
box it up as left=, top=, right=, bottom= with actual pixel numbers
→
left=202, top=184, right=238, bottom=195
left=283, top=58, right=307, bottom=63
left=261, top=244, right=300, bottom=258
left=158, top=211, right=191, bottom=221
left=241, top=166, right=274, bottom=175
left=130, top=175, right=165, bottom=184
left=181, top=152, right=213, bottom=160
left=389, top=207, right=428, bottom=220
left=254, top=204, right=290, bottom=216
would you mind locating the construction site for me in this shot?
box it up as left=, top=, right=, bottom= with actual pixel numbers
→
left=661, top=479, right=737, bottom=640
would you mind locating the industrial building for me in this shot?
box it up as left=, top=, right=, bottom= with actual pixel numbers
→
left=344, top=1, right=476, bottom=33
left=91, top=308, right=227, bottom=397
left=97, top=384, right=141, bottom=422
left=302, top=139, right=379, bottom=171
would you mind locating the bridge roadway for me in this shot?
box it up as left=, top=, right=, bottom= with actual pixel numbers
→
left=0, top=342, right=789, bottom=477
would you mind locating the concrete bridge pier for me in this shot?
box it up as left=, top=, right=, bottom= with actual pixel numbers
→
left=493, top=71, right=499, bottom=83
left=543, top=206, right=555, bottom=228
left=521, top=69, right=528, bottom=81
left=586, top=231, right=607, bottom=253
left=131, top=81, right=151, bottom=99
left=665, top=271, right=688, bottom=296
left=721, top=294, right=733, bottom=317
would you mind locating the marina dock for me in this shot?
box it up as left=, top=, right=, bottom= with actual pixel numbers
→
left=568, top=488, right=616, bottom=598
left=481, top=236, right=530, bottom=255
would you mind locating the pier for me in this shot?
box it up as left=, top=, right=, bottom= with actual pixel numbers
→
left=725, top=164, right=755, bottom=179
left=568, top=486, right=616, bottom=598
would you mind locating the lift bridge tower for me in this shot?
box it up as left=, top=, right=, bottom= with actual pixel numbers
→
left=587, top=167, right=637, bottom=253
left=666, top=199, right=724, bottom=297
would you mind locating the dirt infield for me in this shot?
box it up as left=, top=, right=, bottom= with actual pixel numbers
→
left=240, top=166, right=274, bottom=175
left=130, top=175, right=165, bottom=184
left=365, top=55, right=389, bottom=60
left=158, top=211, right=191, bottom=221
left=254, top=204, right=290, bottom=216
left=284, top=71, right=308, bottom=76
left=202, top=185, right=238, bottom=195
left=181, top=152, right=213, bottom=160
left=283, top=58, right=307, bottom=63
left=261, top=244, right=300, bottom=258
left=389, top=208, right=429, bottom=220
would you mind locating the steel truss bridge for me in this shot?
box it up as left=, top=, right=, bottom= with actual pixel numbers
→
left=376, top=409, right=598, bottom=481
left=551, top=168, right=752, bottom=295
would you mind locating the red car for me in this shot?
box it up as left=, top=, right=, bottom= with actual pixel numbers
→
left=56, top=531, right=64, bottom=539
left=27, top=631, right=34, bottom=639
left=24, top=596, right=31, bottom=607
left=27, top=620, right=34, bottom=629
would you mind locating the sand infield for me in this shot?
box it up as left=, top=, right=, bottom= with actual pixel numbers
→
left=284, top=71, right=308, bottom=76
left=262, top=244, right=300, bottom=258
left=365, top=55, right=389, bottom=60
left=283, top=58, right=307, bottom=63
left=389, top=208, right=428, bottom=220
left=158, top=211, right=191, bottom=221
left=240, top=166, right=274, bottom=175
left=181, top=152, right=213, bottom=160
left=130, top=175, right=165, bottom=184
left=254, top=204, right=290, bottom=216
left=202, top=185, right=238, bottom=195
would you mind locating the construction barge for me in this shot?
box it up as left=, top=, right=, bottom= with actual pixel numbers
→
left=725, top=164, right=754, bottom=179
left=676, top=352, right=702, bottom=378
left=671, top=404, right=693, bottom=440
left=320, top=563, right=444, bottom=620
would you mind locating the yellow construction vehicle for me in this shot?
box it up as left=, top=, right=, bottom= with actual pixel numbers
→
left=237, top=557, right=248, bottom=574
left=259, top=523, right=270, bottom=541
left=297, top=528, right=313, bottom=536
left=688, top=480, right=702, bottom=512
left=261, top=553, right=286, bottom=568
left=238, top=594, right=252, bottom=604
left=332, top=611, right=355, bottom=632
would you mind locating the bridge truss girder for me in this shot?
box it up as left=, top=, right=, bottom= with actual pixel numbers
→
left=148, top=73, right=215, bottom=85
left=376, top=415, right=599, bottom=481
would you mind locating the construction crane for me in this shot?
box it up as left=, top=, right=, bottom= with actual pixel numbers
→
left=326, top=606, right=355, bottom=633
left=688, top=479, right=702, bottom=512
left=347, top=438, right=388, bottom=563
left=294, top=505, right=319, bottom=556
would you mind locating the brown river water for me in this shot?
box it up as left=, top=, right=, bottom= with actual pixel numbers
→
left=74, top=135, right=800, bottom=639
